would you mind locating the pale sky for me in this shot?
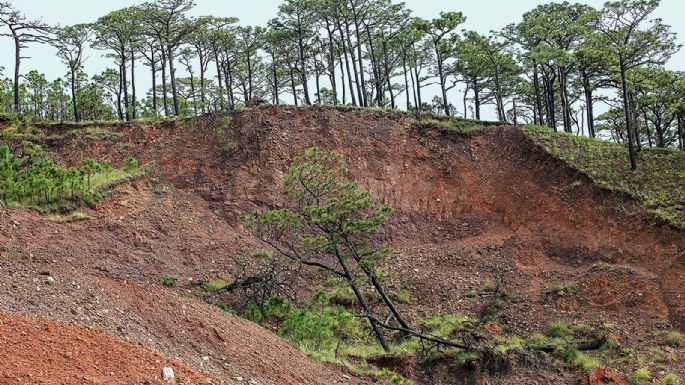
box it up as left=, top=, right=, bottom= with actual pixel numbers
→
left=1, top=0, right=683, bottom=120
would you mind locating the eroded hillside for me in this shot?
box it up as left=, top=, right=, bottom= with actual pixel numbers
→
left=1, top=106, right=684, bottom=384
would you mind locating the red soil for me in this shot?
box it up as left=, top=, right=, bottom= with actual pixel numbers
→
left=0, top=311, right=220, bottom=385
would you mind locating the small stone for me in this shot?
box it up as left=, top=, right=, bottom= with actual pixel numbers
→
left=162, top=367, right=175, bottom=381
left=45, top=276, right=56, bottom=284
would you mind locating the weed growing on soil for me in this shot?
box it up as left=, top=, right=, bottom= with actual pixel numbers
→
left=46, top=211, right=90, bottom=223
left=204, top=279, right=228, bottom=293
left=664, top=331, right=684, bottom=347
left=631, top=367, right=652, bottom=385
left=523, top=125, right=685, bottom=229
left=658, top=374, right=679, bottom=385
left=411, top=117, right=482, bottom=135
left=223, top=138, right=237, bottom=157
left=161, top=275, right=180, bottom=287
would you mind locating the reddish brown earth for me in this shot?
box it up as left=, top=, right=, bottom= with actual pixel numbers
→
left=0, top=311, right=218, bottom=384
left=1, top=105, right=684, bottom=384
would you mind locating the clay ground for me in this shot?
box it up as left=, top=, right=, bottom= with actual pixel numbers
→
left=1, top=105, right=684, bottom=384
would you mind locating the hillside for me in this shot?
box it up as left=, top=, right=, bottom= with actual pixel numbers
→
left=1, top=105, right=684, bottom=384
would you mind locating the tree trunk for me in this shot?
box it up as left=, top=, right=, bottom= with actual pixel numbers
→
left=160, top=41, right=169, bottom=116
left=402, top=55, right=410, bottom=111
left=581, top=70, right=595, bottom=137
left=334, top=250, right=389, bottom=352
left=296, top=16, right=311, bottom=105
left=678, top=114, right=684, bottom=151
left=559, top=69, right=571, bottom=132
left=167, top=47, right=180, bottom=115
left=350, top=5, right=367, bottom=107
left=131, top=50, right=137, bottom=120
left=326, top=27, right=338, bottom=106
left=70, top=68, right=79, bottom=122
left=435, top=44, right=450, bottom=117
left=13, top=36, right=20, bottom=114
left=382, top=38, right=394, bottom=109
left=121, top=59, right=130, bottom=122
left=116, top=66, right=124, bottom=121
left=338, top=49, right=346, bottom=105
left=190, top=71, right=197, bottom=116
left=342, top=19, right=363, bottom=106
left=198, top=50, right=206, bottom=114
left=214, top=48, right=224, bottom=110
left=290, top=67, right=298, bottom=106
left=271, top=53, right=279, bottom=105
left=340, top=29, right=356, bottom=106
left=533, top=61, right=543, bottom=125
left=620, top=62, right=637, bottom=170
left=474, top=85, right=481, bottom=121
left=151, top=50, right=158, bottom=114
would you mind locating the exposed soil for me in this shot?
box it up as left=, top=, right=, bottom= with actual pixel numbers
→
left=1, top=105, right=684, bottom=384
left=0, top=311, right=219, bottom=384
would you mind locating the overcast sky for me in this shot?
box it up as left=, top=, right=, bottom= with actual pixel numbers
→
left=1, top=0, right=683, bottom=120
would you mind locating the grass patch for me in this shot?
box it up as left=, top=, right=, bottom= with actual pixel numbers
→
left=664, top=330, right=684, bottom=348
left=67, top=127, right=124, bottom=141
left=45, top=211, right=91, bottom=223
left=631, top=368, right=652, bottom=385
left=411, top=117, right=482, bottom=135
left=204, top=278, right=228, bottom=293
left=522, top=125, right=685, bottom=229
left=89, top=166, right=147, bottom=192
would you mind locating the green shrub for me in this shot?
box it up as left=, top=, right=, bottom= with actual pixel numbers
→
left=482, top=280, right=496, bottom=292
left=161, top=274, right=180, bottom=287
left=124, top=157, right=139, bottom=170
left=631, top=368, right=652, bottom=385
left=217, top=302, right=236, bottom=315
left=329, top=285, right=356, bottom=306
left=278, top=298, right=365, bottom=361
left=571, top=352, right=601, bottom=372
left=465, top=290, right=478, bottom=298
left=658, top=374, right=679, bottom=385
left=547, top=320, right=571, bottom=338
left=664, top=330, right=684, bottom=347
left=223, top=139, right=237, bottom=157
left=263, top=295, right=293, bottom=323
left=241, top=301, right=265, bottom=324
left=391, top=289, right=412, bottom=304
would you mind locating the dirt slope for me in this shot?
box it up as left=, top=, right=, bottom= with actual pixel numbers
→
left=1, top=105, right=684, bottom=383
left=0, top=311, right=218, bottom=385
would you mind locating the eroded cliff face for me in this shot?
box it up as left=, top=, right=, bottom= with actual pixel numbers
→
left=2, top=105, right=683, bottom=384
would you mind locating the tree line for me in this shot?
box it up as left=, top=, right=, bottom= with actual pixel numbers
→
left=0, top=0, right=683, bottom=168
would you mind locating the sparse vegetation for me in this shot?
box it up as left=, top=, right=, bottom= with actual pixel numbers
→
left=223, top=138, right=237, bottom=157
left=45, top=211, right=90, bottom=223
left=160, top=275, right=180, bottom=287
left=411, top=117, right=482, bottom=135
left=664, top=330, right=684, bottom=347
left=658, top=374, right=679, bottom=385
left=631, top=368, right=652, bottom=385
left=204, top=279, right=228, bottom=293
left=0, top=142, right=146, bottom=212
left=524, top=125, right=685, bottom=228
